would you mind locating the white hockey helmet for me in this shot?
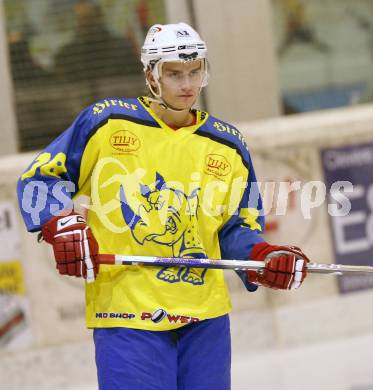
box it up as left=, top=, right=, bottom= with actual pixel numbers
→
left=141, top=22, right=209, bottom=88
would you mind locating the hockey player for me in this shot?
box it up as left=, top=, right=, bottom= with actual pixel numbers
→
left=17, top=23, right=309, bottom=390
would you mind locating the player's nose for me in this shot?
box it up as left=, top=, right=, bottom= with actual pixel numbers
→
left=179, top=74, right=194, bottom=90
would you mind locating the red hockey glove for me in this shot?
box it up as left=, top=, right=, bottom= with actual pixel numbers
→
left=246, top=242, right=310, bottom=290
left=41, top=212, right=99, bottom=282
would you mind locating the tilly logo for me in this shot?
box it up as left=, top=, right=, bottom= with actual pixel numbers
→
left=205, top=154, right=231, bottom=178
left=110, top=130, right=140, bottom=153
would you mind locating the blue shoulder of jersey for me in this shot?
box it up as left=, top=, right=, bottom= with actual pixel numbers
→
left=17, top=97, right=156, bottom=232
left=196, top=114, right=253, bottom=172
left=89, top=97, right=158, bottom=127
left=29, top=97, right=157, bottom=180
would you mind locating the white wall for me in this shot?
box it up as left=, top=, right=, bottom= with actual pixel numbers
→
left=194, top=0, right=281, bottom=122
left=165, top=0, right=192, bottom=25
left=165, top=0, right=281, bottom=122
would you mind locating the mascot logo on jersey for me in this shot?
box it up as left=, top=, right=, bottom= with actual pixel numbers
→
left=120, top=172, right=207, bottom=285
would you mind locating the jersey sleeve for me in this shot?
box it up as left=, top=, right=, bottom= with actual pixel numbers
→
left=218, top=134, right=265, bottom=291
left=16, top=105, right=100, bottom=232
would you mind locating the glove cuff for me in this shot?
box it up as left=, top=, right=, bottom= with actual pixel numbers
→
left=249, top=242, right=273, bottom=261
left=245, top=242, right=270, bottom=284
left=41, top=212, right=86, bottom=244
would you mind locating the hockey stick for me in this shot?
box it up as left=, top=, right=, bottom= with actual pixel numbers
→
left=97, top=254, right=373, bottom=275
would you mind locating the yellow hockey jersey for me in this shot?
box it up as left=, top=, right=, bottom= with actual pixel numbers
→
left=17, top=96, right=264, bottom=330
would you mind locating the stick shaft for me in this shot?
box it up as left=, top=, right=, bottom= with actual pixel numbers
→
left=97, top=254, right=373, bottom=275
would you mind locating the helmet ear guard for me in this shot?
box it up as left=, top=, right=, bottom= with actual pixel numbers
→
left=144, top=66, right=162, bottom=100
left=200, top=58, right=209, bottom=88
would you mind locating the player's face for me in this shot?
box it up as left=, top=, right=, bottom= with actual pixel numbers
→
left=159, top=60, right=204, bottom=110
